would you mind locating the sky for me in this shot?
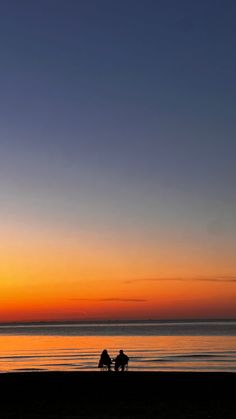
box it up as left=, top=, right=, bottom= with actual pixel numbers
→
left=0, top=0, right=236, bottom=322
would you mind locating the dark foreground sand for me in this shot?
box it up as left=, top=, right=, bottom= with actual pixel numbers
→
left=0, top=371, right=235, bottom=418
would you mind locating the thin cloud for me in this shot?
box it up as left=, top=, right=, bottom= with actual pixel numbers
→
left=124, top=276, right=236, bottom=284
left=70, top=298, right=147, bottom=303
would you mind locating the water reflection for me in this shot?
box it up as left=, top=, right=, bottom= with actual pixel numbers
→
left=0, top=334, right=236, bottom=372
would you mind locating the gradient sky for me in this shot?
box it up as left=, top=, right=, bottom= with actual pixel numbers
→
left=0, top=0, right=236, bottom=322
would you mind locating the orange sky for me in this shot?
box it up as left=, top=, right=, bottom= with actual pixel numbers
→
left=1, top=219, right=236, bottom=322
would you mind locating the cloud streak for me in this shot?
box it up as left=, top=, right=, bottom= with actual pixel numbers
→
left=70, top=298, right=147, bottom=303
left=124, top=276, right=236, bottom=284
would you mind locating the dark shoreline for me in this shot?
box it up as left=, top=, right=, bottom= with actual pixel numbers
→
left=0, top=371, right=235, bottom=418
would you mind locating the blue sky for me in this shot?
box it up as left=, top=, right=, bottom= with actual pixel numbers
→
left=0, top=0, right=236, bottom=267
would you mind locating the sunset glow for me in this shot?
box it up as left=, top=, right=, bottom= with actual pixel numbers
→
left=1, top=215, right=236, bottom=322
left=0, top=1, right=236, bottom=323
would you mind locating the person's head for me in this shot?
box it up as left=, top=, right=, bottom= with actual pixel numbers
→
left=119, top=350, right=124, bottom=354
left=102, top=349, right=107, bottom=354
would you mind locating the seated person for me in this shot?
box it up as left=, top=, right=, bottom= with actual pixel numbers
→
left=114, top=350, right=129, bottom=371
left=98, top=349, right=112, bottom=370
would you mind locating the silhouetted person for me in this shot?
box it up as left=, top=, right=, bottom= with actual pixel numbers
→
left=114, top=350, right=129, bottom=371
left=98, top=349, right=112, bottom=371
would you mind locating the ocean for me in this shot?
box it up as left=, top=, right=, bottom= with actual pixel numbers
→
left=0, top=320, right=235, bottom=373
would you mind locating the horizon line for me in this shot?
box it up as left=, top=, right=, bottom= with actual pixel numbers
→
left=0, top=317, right=236, bottom=326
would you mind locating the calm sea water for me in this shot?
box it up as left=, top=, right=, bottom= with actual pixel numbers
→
left=0, top=321, right=235, bottom=373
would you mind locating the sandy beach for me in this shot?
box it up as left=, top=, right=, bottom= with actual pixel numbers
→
left=0, top=371, right=235, bottom=418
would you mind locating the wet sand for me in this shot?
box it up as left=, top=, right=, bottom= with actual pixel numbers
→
left=0, top=371, right=235, bottom=418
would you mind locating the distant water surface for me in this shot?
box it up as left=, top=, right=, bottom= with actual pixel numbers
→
left=0, top=321, right=235, bottom=373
